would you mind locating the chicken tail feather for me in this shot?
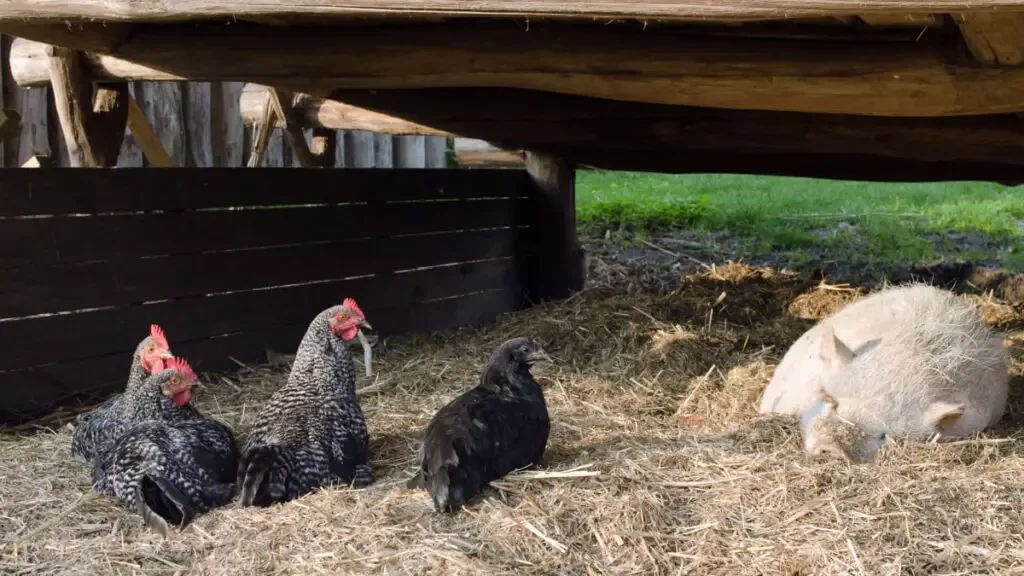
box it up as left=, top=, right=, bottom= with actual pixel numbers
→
left=138, top=475, right=196, bottom=537
left=238, top=446, right=278, bottom=507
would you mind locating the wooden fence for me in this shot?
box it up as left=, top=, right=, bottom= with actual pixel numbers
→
left=0, top=168, right=538, bottom=424
left=0, top=36, right=449, bottom=169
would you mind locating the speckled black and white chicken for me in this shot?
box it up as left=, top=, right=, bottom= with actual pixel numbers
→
left=408, top=337, right=552, bottom=513
left=91, top=358, right=239, bottom=536
left=71, top=325, right=176, bottom=465
left=238, top=298, right=375, bottom=507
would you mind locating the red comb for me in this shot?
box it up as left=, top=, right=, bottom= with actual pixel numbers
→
left=150, top=324, right=169, bottom=349
left=342, top=297, right=365, bottom=319
left=165, top=356, right=196, bottom=382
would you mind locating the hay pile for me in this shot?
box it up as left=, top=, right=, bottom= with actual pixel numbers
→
left=3, top=262, right=1024, bottom=575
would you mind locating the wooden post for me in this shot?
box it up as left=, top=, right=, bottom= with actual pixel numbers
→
left=246, top=94, right=276, bottom=168
left=0, top=109, right=21, bottom=143
left=267, top=87, right=319, bottom=168
left=47, top=46, right=127, bottom=167
left=522, top=152, right=585, bottom=302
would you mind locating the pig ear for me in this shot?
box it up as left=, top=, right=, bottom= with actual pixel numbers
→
left=818, top=325, right=854, bottom=368
left=924, top=401, right=965, bottom=433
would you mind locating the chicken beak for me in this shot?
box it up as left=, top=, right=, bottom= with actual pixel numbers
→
left=359, top=319, right=373, bottom=330
left=159, top=350, right=174, bottom=360
left=528, top=350, right=553, bottom=364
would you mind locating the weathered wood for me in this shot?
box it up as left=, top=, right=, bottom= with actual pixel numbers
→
left=185, top=82, right=213, bottom=166
left=0, top=199, right=527, bottom=268
left=956, top=12, right=1024, bottom=65
left=116, top=84, right=145, bottom=167
left=125, top=96, right=172, bottom=167
left=246, top=92, right=275, bottom=167
left=240, top=84, right=452, bottom=135
left=47, top=47, right=128, bottom=167
left=0, top=228, right=525, bottom=318
left=136, top=81, right=186, bottom=166
left=394, top=135, right=426, bottom=168
left=9, top=86, right=49, bottom=166
left=211, top=81, right=246, bottom=167
left=329, top=87, right=1024, bottom=169
left=455, top=138, right=525, bottom=168
left=522, top=152, right=584, bottom=301
left=0, top=108, right=20, bottom=142
left=0, top=168, right=528, bottom=216
left=268, top=87, right=319, bottom=167
left=0, top=258, right=520, bottom=370
left=857, top=13, right=940, bottom=27
left=373, top=133, right=393, bottom=168
left=11, top=22, right=1024, bottom=118
left=425, top=136, right=447, bottom=168
left=344, top=130, right=375, bottom=167
left=2, top=0, right=1024, bottom=24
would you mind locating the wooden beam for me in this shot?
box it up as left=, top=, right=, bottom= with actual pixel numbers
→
left=125, top=97, right=172, bottom=167
left=47, top=46, right=128, bottom=167
left=266, top=87, right=319, bottom=168
left=323, top=87, right=1024, bottom=169
left=240, top=84, right=452, bottom=136
left=246, top=94, right=276, bottom=168
left=9, top=21, right=1024, bottom=118
left=0, top=109, right=21, bottom=143
left=522, top=153, right=585, bottom=302
left=454, top=138, right=524, bottom=168
left=857, top=13, right=940, bottom=27
left=955, top=12, right=1024, bottom=65
left=310, top=128, right=336, bottom=168
left=1, top=1, right=1024, bottom=24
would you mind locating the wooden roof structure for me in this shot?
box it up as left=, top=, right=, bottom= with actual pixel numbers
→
left=3, top=1, right=1024, bottom=181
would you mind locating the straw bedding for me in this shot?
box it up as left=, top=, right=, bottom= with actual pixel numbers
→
left=2, top=258, right=1024, bottom=575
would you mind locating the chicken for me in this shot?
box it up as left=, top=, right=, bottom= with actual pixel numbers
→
left=238, top=298, right=375, bottom=507
left=407, top=337, right=552, bottom=513
left=90, top=357, right=239, bottom=537
left=71, top=325, right=175, bottom=464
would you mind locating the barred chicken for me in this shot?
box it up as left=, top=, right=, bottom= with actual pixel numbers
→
left=71, top=325, right=175, bottom=464
left=408, top=337, right=552, bottom=513
left=238, top=298, right=375, bottom=507
left=91, top=358, right=239, bottom=536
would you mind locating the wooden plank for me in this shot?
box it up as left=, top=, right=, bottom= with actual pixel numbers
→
left=0, top=288, right=524, bottom=425
left=0, top=33, right=5, bottom=166
left=185, top=81, right=213, bottom=166
left=11, top=22, right=1024, bottom=118
left=117, top=84, right=145, bottom=167
left=425, top=135, right=447, bottom=168
left=135, top=81, right=185, bottom=166
left=125, top=94, right=171, bottom=167
left=0, top=198, right=528, bottom=267
left=0, top=168, right=530, bottom=216
left=265, top=126, right=287, bottom=167
left=3, top=1, right=1024, bottom=24
left=373, top=133, right=393, bottom=168
left=0, top=227, right=525, bottom=318
left=47, top=47, right=128, bottom=167
left=12, top=86, right=49, bottom=165
left=211, top=81, right=245, bottom=167
left=394, top=135, right=426, bottom=168
left=455, top=138, right=525, bottom=168
left=0, top=258, right=519, bottom=370
left=956, top=12, right=1024, bottom=65
left=344, top=130, right=375, bottom=167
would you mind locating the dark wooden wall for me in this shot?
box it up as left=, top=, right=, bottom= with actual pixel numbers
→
left=0, top=168, right=535, bottom=424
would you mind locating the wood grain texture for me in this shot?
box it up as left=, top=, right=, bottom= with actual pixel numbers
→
left=11, top=22, right=1024, bottom=118
left=2, top=0, right=1024, bottom=23
left=956, top=12, right=1024, bottom=65
left=344, top=130, right=375, bottom=167
left=211, top=81, right=245, bottom=167
left=185, top=81, right=213, bottom=166
left=394, top=135, right=426, bottom=168
left=136, top=81, right=185, bottom=166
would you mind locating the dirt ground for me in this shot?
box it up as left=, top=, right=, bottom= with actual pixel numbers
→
left=2, top=241, right=1024, bottom=575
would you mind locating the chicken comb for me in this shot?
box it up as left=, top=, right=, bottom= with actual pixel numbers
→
left=150, top=324, right=169, bottom=349
left=165, top=356, right=196, bottom=382
left=342, top=297, right=365, bottom=319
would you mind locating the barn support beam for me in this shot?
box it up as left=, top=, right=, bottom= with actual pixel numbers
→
left=522, top=152, right=585, bottom=302
left=9, top=21, right=1024, bottom=118
left=125, top=97, right=172, bottom=167
left=266, top=87, right=320, bottom=168
left=955, top=12, right=1024, bottom=65
left=47, top=46, right=128, bottom=167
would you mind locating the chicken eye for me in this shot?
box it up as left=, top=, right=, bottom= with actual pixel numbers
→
left=337, top=314, right=347, bottom=321
left=170, top=376, right=180, bottom=386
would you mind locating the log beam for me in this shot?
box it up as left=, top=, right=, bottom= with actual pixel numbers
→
left=47, top=47, right=128, bottom=167
left=9, top=20, right=1024, bottom=118
left=126, top=98, right=172, bottom=167
left=955, top=12, right=1024, bottom=65
left=240, top=84, right=452, bottom=136
left=1, top=0, right=1024, bottom=24
left=267, top=87, right=319, bottom=168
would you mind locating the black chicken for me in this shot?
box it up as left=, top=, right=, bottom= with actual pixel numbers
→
left=91, top=357, right=239, bottom=536
left=71, top=325, right=175, bottom=464
left=407, top=337, right=552, bottom=513
left=238, top=298, right=375, bottom=507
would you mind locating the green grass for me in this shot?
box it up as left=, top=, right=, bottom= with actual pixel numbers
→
left=576, top=171, right=1024, bottom=272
